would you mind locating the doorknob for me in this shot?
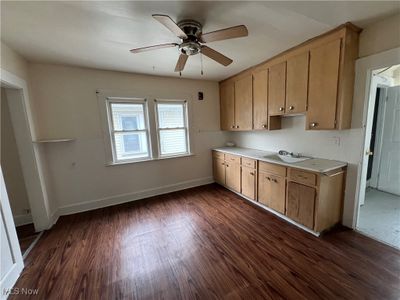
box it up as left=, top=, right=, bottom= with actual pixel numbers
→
left=366, top=150, right=374, bottom=156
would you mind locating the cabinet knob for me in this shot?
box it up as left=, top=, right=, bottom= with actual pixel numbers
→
left=262, top=124, right=267, bottom=128
left=231, top=125, right=235, bottom=129
left=279, top=107, right=284, bottom=111
left=310, top=122, right=318, bottom=128
left=289, top=106, right=294, bottom=110
left=250, top=172, right=255, bottom=176
left=226, top=164, right=229, bottom=167
left=236, top=125, right=239, bottom=129
left=266, top=177, right=271, bottom=181
left=272, top=178, right=278, bottom=183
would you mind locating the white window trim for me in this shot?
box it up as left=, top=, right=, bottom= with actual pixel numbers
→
left=97, top=90, right=194, bottom=166
left=106, top=97, right=152, bottom=164
left=154, top=99, right=191, bottom=158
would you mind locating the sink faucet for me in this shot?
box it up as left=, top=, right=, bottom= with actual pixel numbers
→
left=278, top=150, right=292, bottom=156
left=278, top=150, right=301, bottom=158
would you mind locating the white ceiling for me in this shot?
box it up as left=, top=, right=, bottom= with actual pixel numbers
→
left=2, top=1, right=399, bottom=81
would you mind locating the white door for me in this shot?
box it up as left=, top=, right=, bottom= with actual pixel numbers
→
left=377, top=86, right=400, bottom=195
left=0, top=166, right=24, bottom=299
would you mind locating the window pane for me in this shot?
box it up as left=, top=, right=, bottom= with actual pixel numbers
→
left=111, top=103, right=146, bottom=130
left=159, top=129, right=187, bottom=156
left=114, top=132, right=149, bottom=160
left=157, top=103, right=184, bottom=128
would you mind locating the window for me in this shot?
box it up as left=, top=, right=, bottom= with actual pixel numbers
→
left=107, top=100, right=150, bottom=162
left=100, top=92, right=191, bottom=165
left=156, top=101, right=189, bottom=157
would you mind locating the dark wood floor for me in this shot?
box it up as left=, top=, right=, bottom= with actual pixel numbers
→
left=11, top=184, right=400, bottom=299
left=16, top=223, right=39, bottom=255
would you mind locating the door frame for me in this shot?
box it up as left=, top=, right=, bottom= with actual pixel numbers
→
left=352, top=47, right=400, bottom=228
left=1, top=68, right=52, bottom=231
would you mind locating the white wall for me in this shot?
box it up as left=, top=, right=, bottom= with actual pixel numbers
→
left=359, top=13, right=400, bottom=58
left=1, top=88, right=31, bottom=224
left=28, top=63, right=227, bottom=214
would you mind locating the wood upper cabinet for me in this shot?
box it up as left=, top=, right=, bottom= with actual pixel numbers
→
left=220, top=80, right=235, bottom=130
left=225, top=158, right=241, bottom=192
left=286, top=52, right=309, bottom=114
left=234, top=74, right=253, bottom=130
left=253, top=70, right=268, bottom=130
left=307, top=39, right=341, bottom=130
left=241, top=166, right=256, bottom=200
left=258, top=171, right=286, bottom=214
left=219, top=24, right=359, bottom=132
left=286, top=181, right=316, bottom=229
left=268, top=62, right=286, bottom=116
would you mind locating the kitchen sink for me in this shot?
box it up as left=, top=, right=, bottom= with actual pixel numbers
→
left=264, top=154, right=311, bottom=164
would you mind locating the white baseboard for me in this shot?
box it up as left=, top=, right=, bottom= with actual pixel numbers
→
left=13, top=213, right=33, bottom=227
left=56, top=177, right=214, bottom=217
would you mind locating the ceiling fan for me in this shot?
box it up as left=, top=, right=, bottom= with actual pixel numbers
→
left=130, top=14, right=248, bottom=73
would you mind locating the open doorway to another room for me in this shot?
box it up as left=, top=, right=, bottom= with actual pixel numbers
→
left=1, top=87, right=40, bottom=257
left=357, top=64, right=400, bottom=249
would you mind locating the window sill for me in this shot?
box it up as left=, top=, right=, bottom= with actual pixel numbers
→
left=106, top=153, right=195, bottom=166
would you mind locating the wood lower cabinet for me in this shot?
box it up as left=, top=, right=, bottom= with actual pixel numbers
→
left=212, top=150, right=345, bottom=234
left=213, top=158, right=225, bottom=185
left=241, top=165, right=257, bottom=200
left=258, top=171, right=286, bottom=214
left=286, top=181, right=316, bottom=229
left=226, top=161, right=241, bottom=192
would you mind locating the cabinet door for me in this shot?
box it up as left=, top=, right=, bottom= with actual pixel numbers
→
left=235, top=75, right=253, bottom=130
left=213, top=158, right=225, bottom=185
left=286, top=181, right=315, bottom=229
left=268, top=62, right=286, bottom=116
left=258, top=172, right=286, bottom=214
left=286, top=52, right=309, bottom=114
left=220, top=80, right=235, bottom=130
left=241, top=166, right=256, bottom=200
left=307, top=39, right=341, bottom=130
left=253, top=70, right=268, bottom=130
left=226, top=162, right=241, bottom=192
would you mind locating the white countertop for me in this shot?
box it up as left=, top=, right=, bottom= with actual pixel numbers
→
left=214, top=147, right=347, bottom=173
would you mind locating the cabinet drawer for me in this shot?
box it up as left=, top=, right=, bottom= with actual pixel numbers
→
left=213, top=151, right=225, bottom=160
left=289, top=168, right=316, bottom=186
left=241, top=157, right=256, bottom=169
left=225, top=153, right=241, bottom=164
left=259, top=161, right=286, bottom=176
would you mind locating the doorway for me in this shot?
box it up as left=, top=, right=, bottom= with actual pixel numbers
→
left=1, top=87, right=41, bottom=256
left=356, top=64, right=400, bottom=249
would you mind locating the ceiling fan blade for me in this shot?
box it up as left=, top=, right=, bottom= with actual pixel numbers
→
left=200, top=25, right=248, bottom=43
left=175, top=54, right=188, bottom=72
left=130, top=43, right=178, bottom=53
left=201, top=46, right=233, bottom=66
left=152, top=14, right=188, bottom=39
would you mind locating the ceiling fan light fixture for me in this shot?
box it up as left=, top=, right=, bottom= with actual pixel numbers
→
left=179, top=41, right=201, bottom=56
left=130, top=14, right=249, bottom=73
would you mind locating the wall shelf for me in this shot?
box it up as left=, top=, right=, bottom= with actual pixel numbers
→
left=33, top=138, right=75, bottom=143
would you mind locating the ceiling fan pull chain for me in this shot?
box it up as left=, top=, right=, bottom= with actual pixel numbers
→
left=201, top=53, right=204, bottom=76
